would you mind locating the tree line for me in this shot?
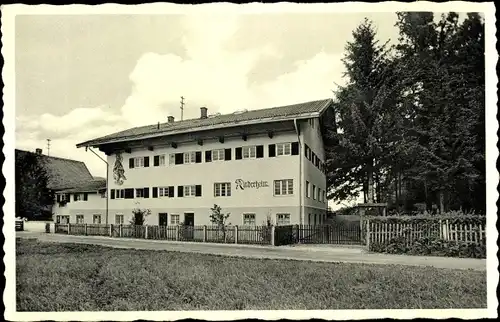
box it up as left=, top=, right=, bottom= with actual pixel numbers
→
left=324, top=12, right=485, bottom=214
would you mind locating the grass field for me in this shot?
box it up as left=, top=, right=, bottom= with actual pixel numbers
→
left=16, top=238, right=487, bottom=311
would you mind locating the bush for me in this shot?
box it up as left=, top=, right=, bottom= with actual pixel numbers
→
left=370, top=236, right=486, bottom=259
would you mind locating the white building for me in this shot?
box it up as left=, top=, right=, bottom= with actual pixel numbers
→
left=75, top=99, right=332, bottom=227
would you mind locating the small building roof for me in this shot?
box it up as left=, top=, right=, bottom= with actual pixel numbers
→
left=57, top=178, right=106, bottom=193
left=77, top=99, right=333, bottom=148
left=15, top=149, right=94, bottom=191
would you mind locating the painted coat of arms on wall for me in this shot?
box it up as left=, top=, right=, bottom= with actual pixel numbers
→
left=113, top=152, right=127, bottom=185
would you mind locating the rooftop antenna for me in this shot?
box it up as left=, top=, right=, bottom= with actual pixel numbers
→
left=46, top=139, right=51, bottom=156
left=180, top=96, right=185, bottom=121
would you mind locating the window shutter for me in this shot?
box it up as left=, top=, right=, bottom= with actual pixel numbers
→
left=152, top=187, right=158, bottom=198
left=129, top=158, right=134, bottom=168
left=73, top=194, right=77, bottom=202
left=56, top=194, right=61, bottom=202
left=195, top=151, right=202, bottom=163
left=195, top=185, right=202, bottom=197
left=175, top=153, right=183, bottom=165
left=168, top=186, right=175, bottom=198
left=143, top=187, right=149, bottom=198
left=205, top=151, right=212, bottom=162
left=235, top=147, right=242, bottom=160
left=66, top=194, right=71, bottom=203
left=154, top=155, right=160, bottom=167
left=256, top=145, right=264, bottom=158
left=291, top=142, right=299, bottom=155
left=177, top=186, right=184, bottom=198
left=110, top=189, right=115, bottom=199
left=125, top=188, right=134, bottom=199
left=144, top=156, right=150, bottom=167
left=83, top=193, right=88, bottom=201
left=268, top=144, right=276, bottom=157
left=224, top=148, right=232, bottom=161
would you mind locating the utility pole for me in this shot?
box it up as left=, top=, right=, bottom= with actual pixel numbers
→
left=46, top=139, right=51, bottom=156
left=180, top=96, right=185, bottom=121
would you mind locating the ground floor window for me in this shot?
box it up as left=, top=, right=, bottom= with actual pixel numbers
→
left=170, top=214, right=180, bottom=225
left=76, top=215, right=84, bottom=224
left=314, top=214, right=317, bottom=226
left=115, top=214, right=124, bottom=225
left=276, top=213, right=290, bottom=226
left=61, top=215, right=70, bottom=224
left=56, top=215, right=61, bottom=224
left=242, top=213, right=256, bottom=225
left=93, top=214, right=102, bottom=224
left=308, top=213, right=311, bottom=225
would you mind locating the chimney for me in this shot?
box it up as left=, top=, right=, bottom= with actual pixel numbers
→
left=35, top=148, right=42, bottom=155
left=167, top=116, right=175, bottom=123
left=200, top=107, right=208, bottom=119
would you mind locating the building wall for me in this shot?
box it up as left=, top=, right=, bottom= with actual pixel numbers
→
left=300, top=117, right=328, bottom=224
left=53, top=192, right=106, bottom=223
left=105, top=131, right=302, bottom=225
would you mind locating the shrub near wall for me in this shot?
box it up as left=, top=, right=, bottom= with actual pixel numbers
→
left=366, top=213, right=486, bottom=259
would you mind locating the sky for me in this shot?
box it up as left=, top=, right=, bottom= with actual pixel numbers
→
left=15, top=12, right=404, bottom=208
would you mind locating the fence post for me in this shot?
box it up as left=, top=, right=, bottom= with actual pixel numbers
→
left=366, top=219, right=370, bottom=250
left=145, top=225, right=149, bottom=239
left=84, top=224, right=88, bottom=236
left=203, top=225, right=207, bottom=242
left=109, top=224, right=113, bottom=237
left=119, top=224, right=122, bottom=237
left=68, top=223, right=71, bottom=235
left=271, top=225, right=276, bottom=246
left=175, top=225, right=180, bottom=241
left=235, top=225, right=238, bottom=244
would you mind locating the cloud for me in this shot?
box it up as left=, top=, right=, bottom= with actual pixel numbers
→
left=16, top=14, right=345, bottom=177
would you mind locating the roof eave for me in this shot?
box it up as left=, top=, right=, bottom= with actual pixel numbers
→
left=76, top=110, right=326, bottom=149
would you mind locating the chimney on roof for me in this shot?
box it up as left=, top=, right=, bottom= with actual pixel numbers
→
left=35, top=148, right=42, bottom=155
left=200, top=107, right=208, bottom=119
left=167, top=116, right=175, bottom=123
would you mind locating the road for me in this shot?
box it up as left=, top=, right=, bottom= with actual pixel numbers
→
left=17, top=231, right=486, bottom=271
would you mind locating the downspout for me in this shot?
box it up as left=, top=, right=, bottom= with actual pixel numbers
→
left=293, top=119, right=302, bottom=225
left=86, top=146, right=109, bottom=225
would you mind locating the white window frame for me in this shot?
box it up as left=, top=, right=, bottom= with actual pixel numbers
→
left=115, top=189, right=125, bottom=199
left=115, top=214, right=124, bottom=225
left=158, top=187, right=170, bottom=197
left=183, top=185, right=196, bottom=197
left=170, top=214, right=180, bottom=225
left=134, top=157, right=145, bottom=168
left=243, top=213, right=256, bottom=226
left=76, top=214, right=84, bottom=224
left=183, top=151, right=196, bottom=164
left=242, top=145, right=257, bottom=159
left=276, top=142, right=292, bottom=156
left=93, top=214, right=102, bottom=224
left=158, top=154, right=166, bottom=166
left=135, top=188, right=144, bottom=198
left=276, top=213, right=291, bottom=226
left=306, top=181, right=310, bottom=198
left=274, top=179, right=294, bottom=196
left=212, top=149, right=225, bottom=161
left=214, top=182, right=231, bottom=197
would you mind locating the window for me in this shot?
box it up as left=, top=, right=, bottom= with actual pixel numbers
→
left=276, top=213, right=290, bottom=226
left=136, top=188, right=144, bottom=198
left=184, top=151, right=196, bottom=164
left=115, top=214, right=124, bottom=225
left=306, top=181, right=310, bottom=198
left=74, top=194, right=82, bottom=201
left=308, top=213, right=311, bottom=225
left=170, top=214, right=180, bottom=225
left=184, top=185, right=196, bottom=197
left=93, top=214, right=101, bottom=224
left=158, top=187, right=170, bottom=197
left=214, top=182, right=231, bottom=197
left=154, top=154, right=166, bottom=167
left=313, top=185, right=316, bottom=200
left=243, top=213, right=256, bottom=225
left=212, top=149, right=225, bottom=161
left=242, top=146, right=256, bottom=159
left=134, top=157, right=145, bottom=168
left=61, top=215, right=70, bottom=224
left=56, top=215, right=61, bottom=224
left=318, top=188, right=322, bottom=202
left=115, top=189, right=125, bottom=199
left=274, top=179, right=294, bottom=196
left=276, top=143, right=292, bottom=156
left=76, top=215, right=84, bottom=224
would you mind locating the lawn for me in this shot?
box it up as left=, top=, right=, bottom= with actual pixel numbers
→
left=16, top=238, right=487, bottom=311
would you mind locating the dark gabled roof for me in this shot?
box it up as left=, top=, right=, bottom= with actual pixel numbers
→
left=77, top=99, right=333, bottom=148
left=57, top=179, right=106, bottom=193
left=15, top=149, right=94, bottom=191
